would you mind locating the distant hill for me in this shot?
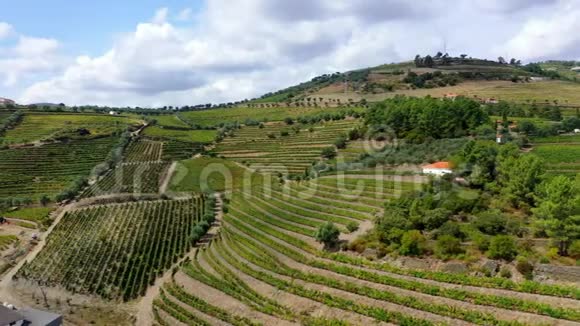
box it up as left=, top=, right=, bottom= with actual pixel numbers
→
left=247, top=55, right=580, bottom=107
left=0, top=97, right=15, bottom=106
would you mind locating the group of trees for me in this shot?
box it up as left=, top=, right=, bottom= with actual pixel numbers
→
left=403, top=71, right=461, bottom=88
left=366, top=96, right=488, bottom=142
left=373, top=139, right=579, bottom=260
left=0, top=111, right=23, bottom=137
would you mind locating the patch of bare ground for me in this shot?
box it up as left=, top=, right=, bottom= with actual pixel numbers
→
left=321, top=174, right=429, bottom=183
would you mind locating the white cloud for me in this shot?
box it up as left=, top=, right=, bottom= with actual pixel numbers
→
left=0, top=31, right=62, bottom=87
left=499, top=1, right=580, bottom=60
left=0, top=22, right=14, bottom=39
left=15, top=0, right=580, bottom=106
left=176, top=8, right=193, bottom=21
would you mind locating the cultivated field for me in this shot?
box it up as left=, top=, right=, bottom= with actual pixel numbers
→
left=152, top=172, right=580, bottom=326
left=532, top=134, right=580, bottom=176
left=180, top=106, right=364, bottom=126
left=214, top=120, right=358, bottom=174
left=16, top=196, right=208, bottom=301
left=143, top=126, right=216, bottom=143
left=0, top=137, right=119, bottom=200
left=1, top=113, right=142, bottom=144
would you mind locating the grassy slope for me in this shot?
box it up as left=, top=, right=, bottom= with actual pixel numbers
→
left=143, top=126, right=216, bottom=142
left=2, top=113, right=142, bottom=144
left=169, top=157, right=249, bottom=193
left=179, top=106, right=364, bottom=126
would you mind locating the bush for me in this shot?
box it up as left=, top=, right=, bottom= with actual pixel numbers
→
left=569, top=240, right=580, bottom=259
left=398, top=230, right=427, bottom=256
left=474, top=210, right=508, bottom=235
left=334, top=136, right=347, bottom=149
left=434, top=235, right=464, bottom=259
left=516, top=256, right=534, bottom=280
left=321, top=146, right=337, bottom=159
left=499, top=266, right=512, bottom=278
left=315, top=222, right=340, bottom=248
left=267, top=133, right=276, bottom=139
left=435, top=221, right=465, bottom=240
left=346, top=221, right=359, bottom=233
left=280, top=130, right=289, bottom=137
left=423, top=208, right=450, bottom=230
left=487, top=235, right=518, bottom=261
left=284, top=117, right=294, bottom=125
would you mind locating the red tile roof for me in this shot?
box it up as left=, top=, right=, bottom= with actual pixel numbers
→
left=422, top=161, right=451, bottom=169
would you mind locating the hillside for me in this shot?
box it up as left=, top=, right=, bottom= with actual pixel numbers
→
left=249, top=54, right=580, bottom=108
left=0, top=56, right=579, bottom=325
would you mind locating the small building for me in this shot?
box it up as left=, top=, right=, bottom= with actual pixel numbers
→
left=485, top=98, right=499, bottom=104
left=422, top=161, right=453, bottom=176
left=109, top=111, right=119, bottom=115
left=530, top=77, right=546, bottom=82
left=570, top=67, right=580, bottom=72
left=496, top=134, right=505, bottom=144
left=443, top=93, right=458, bottom=100
left=574, top=128, right=580, bottom=134
left=0, top=305, right=62, bottom=326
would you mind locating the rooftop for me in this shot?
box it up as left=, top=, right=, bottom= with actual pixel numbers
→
left=422, top=161, right=451, bottom=169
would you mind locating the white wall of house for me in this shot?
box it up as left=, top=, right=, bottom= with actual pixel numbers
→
left=422, top=168, right=452, bottom=176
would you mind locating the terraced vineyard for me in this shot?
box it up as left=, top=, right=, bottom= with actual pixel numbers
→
left=214, top=120, right=358, bottom=174
left=180, top=106, right=364, bottom=127
left=81, top=162, right=171, bottom=198
left=16, top=196, right=209, bottom=301
left=1, top=112, right=142, bottom=144
left=0, top=136, right=120, bottom=199
left=532, top=134, right=580, bottom=176
left=152, top=172, right=580, bottom=326
left=124, top=139, right=163, bottom=162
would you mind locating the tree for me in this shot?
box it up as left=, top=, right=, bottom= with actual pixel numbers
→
left=509, top=58, right=516, bottom=65
left=487, top=235, right=518, bottom=260
left=435, top=235, right=464, bottom=259
left=460, top=54, right=468, bottom=59
left=39, top=195, right=51, bottom=206
left=498, top=56, right=507, bottom=64
left=424, top=55, right=434, bottom=68
left=315, top=222, right=340, bottom=248
left=398, top=230, right=427, bottom=256
left=321, top=146, right=336, bottom=159
left=532, top=175, right=580, bottom=256
left=497, top=154, right=544, bottom=207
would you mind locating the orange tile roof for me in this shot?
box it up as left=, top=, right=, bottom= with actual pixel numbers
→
left=422, top=161, right=451, bottom=169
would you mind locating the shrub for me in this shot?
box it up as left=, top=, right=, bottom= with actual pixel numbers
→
left=346, top=221, right=359, bottom=233
left=423, top=208, right=450, bottom=230
left=284, top=117, right=294, bottom=125
left=434, top=235, right=464, bottom=259
left=569, top=240, right=580, bottom=259
left=398, top=230, right=427, bottom=256
left=321, top=146, right=337, bottom=159
left=516, top=256, right=534, bottom=280
left=435, top=221, right=465, bottom=240
left=315, top=222, right=340, bottom=248
left=487, top=235, right=518, bottom=261
left=474, top=210, right=507, bottom=235
left=499, top=266, right=512, bottom=278
left=258, top=123, right=265, bottom=129
left=334, top=136, right=347, bottom=149
left=267, top=133, right=276, bottom=139
left=280, top=130, right=289, bottom=137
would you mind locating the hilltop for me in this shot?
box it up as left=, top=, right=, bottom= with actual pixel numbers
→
left=249, top=54, right=580, bottom=107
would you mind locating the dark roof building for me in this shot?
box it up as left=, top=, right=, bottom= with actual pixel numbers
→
left=0, top=305, right=62, bottom=326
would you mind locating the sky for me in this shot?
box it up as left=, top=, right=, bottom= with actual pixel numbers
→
left=1, top=0, right=580, bottom=107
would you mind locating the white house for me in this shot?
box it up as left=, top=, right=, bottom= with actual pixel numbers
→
left=574, top=128, right=580, bottom=134
left=422, top=162, right=453, bottom=176
left=109, top=111, right=119, bottom=115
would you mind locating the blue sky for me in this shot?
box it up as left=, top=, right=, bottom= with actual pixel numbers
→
left=1, top=1, right=203, bottom=56
left=1, top=0, right=579, bottom=107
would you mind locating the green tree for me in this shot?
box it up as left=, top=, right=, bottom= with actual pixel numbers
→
left=487, top=235, right=518, bottom=261
left=315, top=222, right=340, bottom=248
left=398, top=230, right=427, bottom=256
left=532, top=175, right=580, bottom=255
left=497, top=154, right=544, bottom=207
left=321, top=146, right=336, bottom=159
left=435, top=235, right=464, bottom=259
